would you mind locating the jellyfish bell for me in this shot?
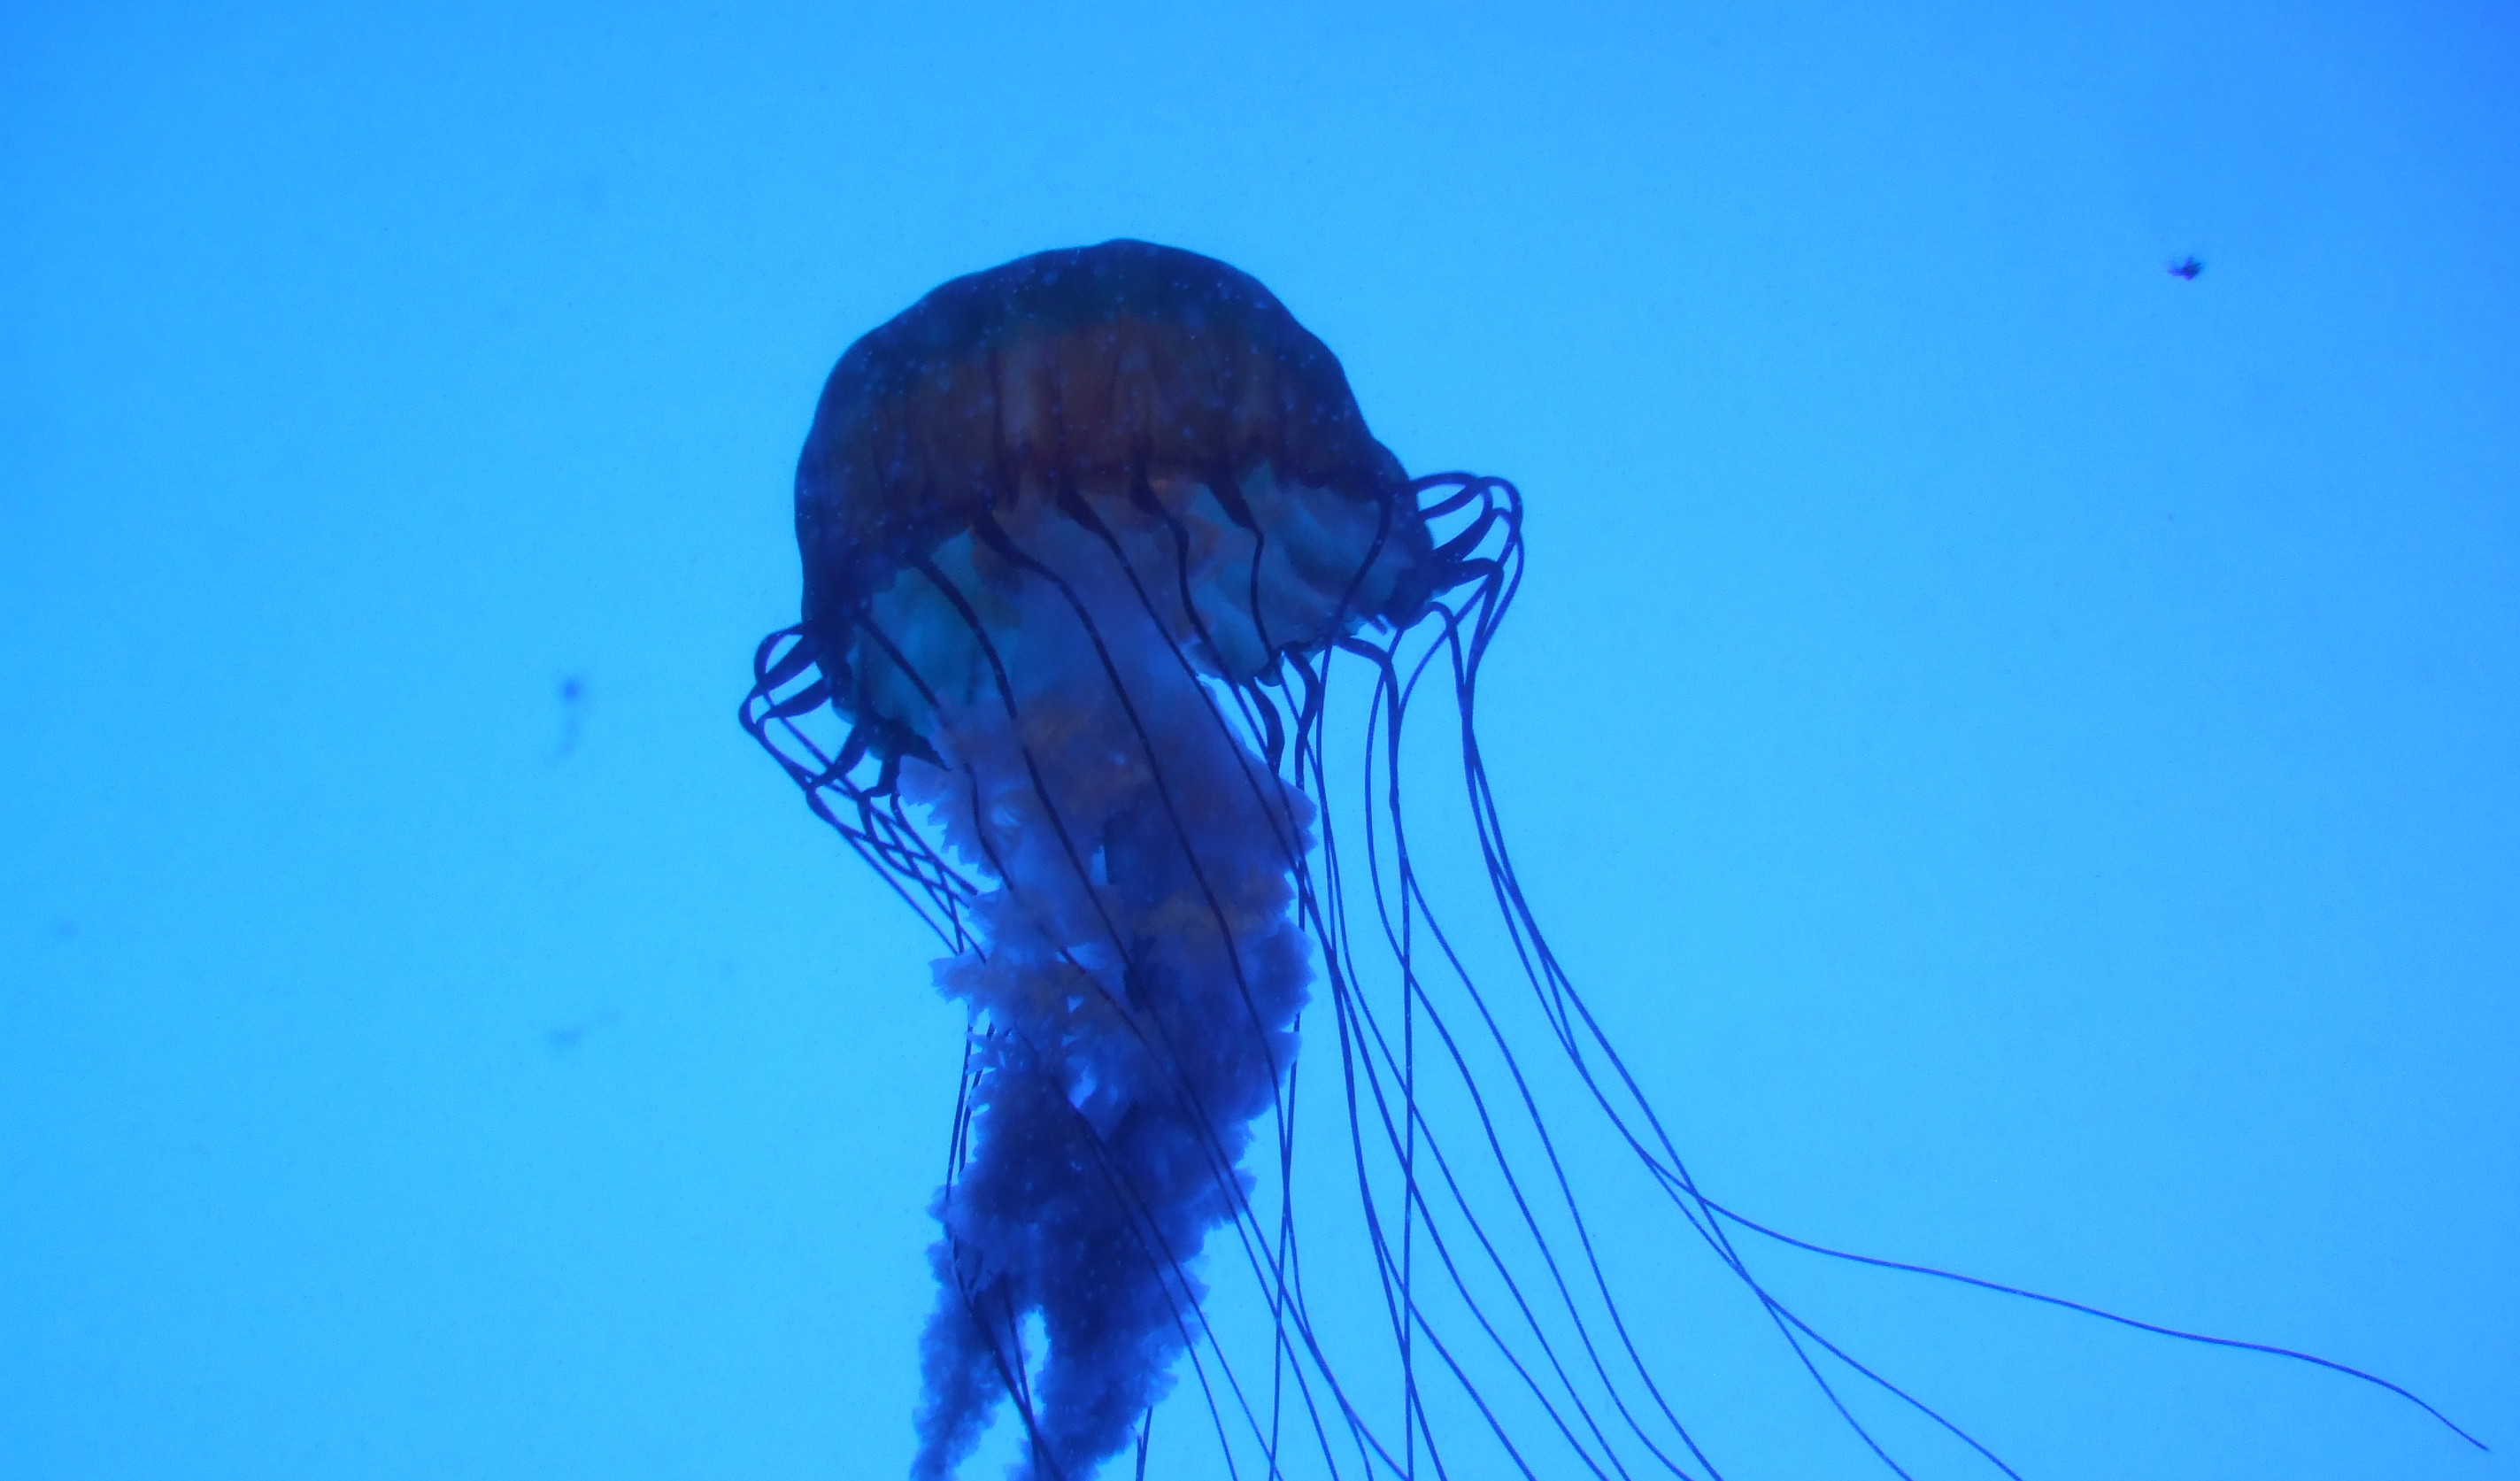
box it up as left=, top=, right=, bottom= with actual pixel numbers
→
left=744, top=242, right=2474, bottom=1481
left=793, top=240, right=1437, bottom=758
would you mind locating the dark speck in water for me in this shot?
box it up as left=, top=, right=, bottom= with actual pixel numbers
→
left=555, top=674, right=588, bottom=760
left=544, top=1007, right=618, bottom=1052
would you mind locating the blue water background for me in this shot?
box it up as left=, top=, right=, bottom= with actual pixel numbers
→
left=4, top=2, right=2514, bottom=1477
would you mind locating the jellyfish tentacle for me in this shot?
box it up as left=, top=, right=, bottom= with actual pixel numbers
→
left=1703, top=1195, right=2492, bottom=1453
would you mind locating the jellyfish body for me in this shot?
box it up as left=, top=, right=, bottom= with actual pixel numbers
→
left=744, top=243, right=2467, bottom=1481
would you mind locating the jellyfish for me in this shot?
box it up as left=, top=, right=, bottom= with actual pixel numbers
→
left=742, top=241, right=2475, bottom=1480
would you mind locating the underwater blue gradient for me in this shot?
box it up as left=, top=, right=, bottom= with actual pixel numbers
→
left=3, top=1, right=2513, bottom=1477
